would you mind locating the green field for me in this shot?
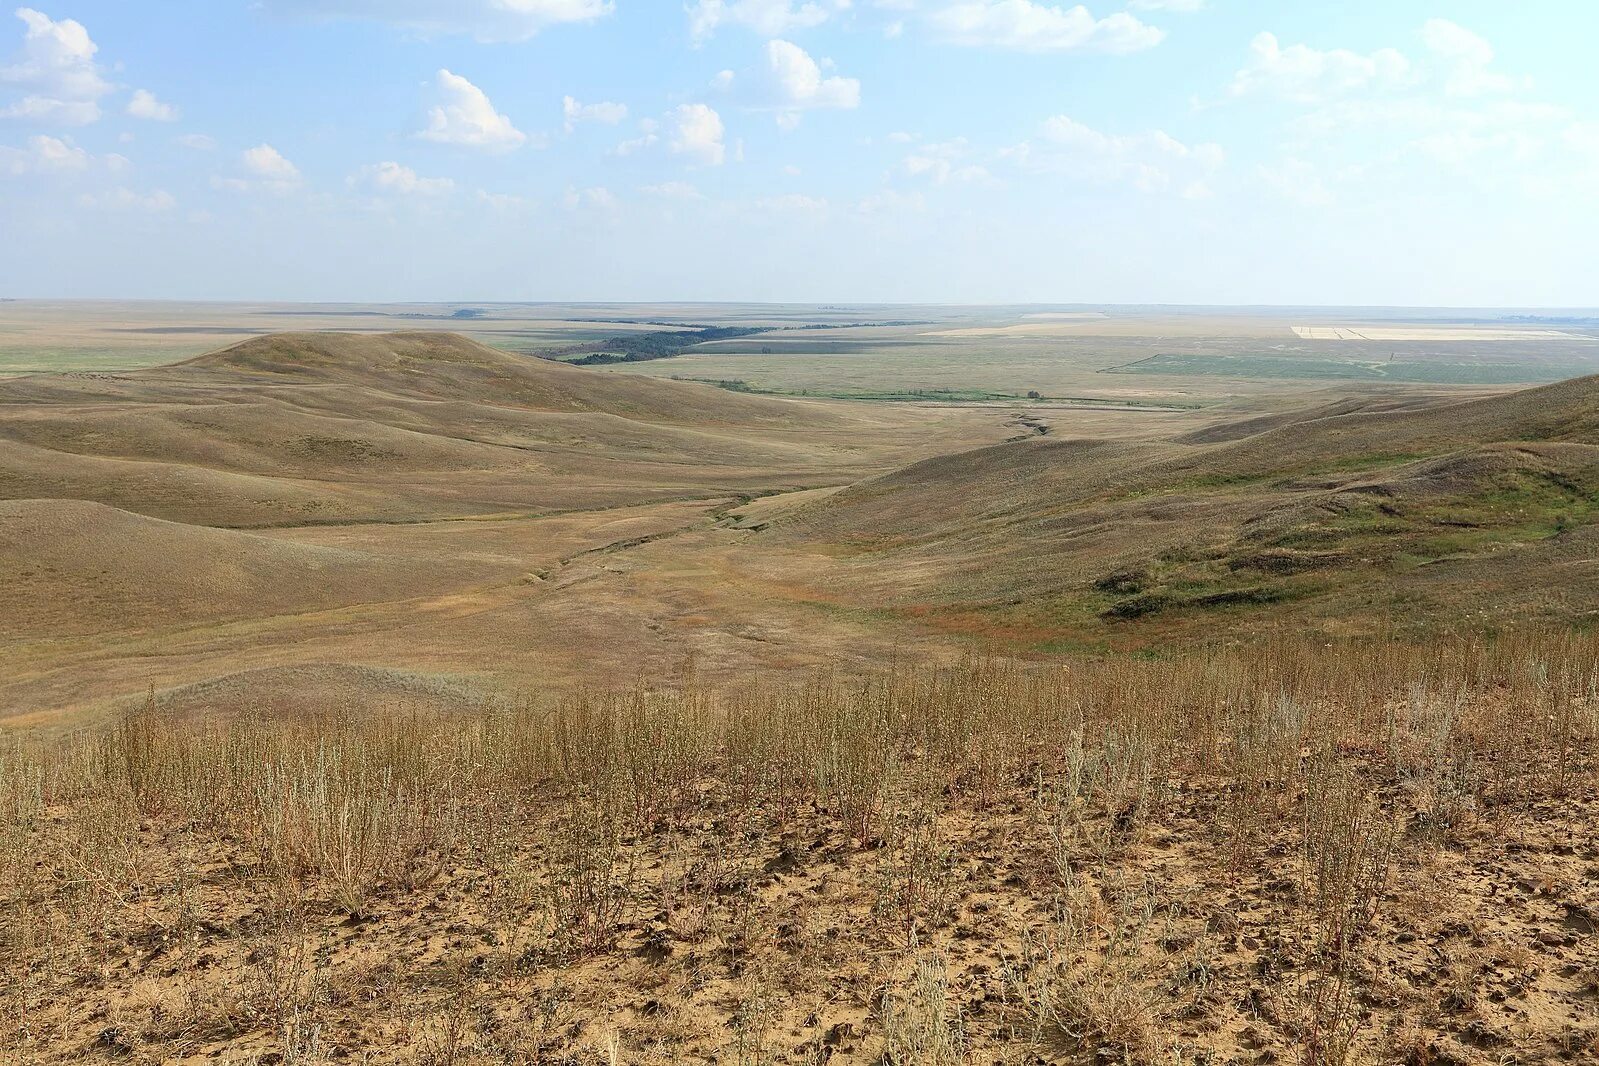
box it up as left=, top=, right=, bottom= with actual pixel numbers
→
left=5, top=303, right=1597, bottom=410
left=1103, top=353, right=1599, bottom=385
left=0, top=345, right=219, bottom=376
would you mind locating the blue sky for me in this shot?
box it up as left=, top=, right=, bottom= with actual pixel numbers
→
left=1, top=0, right=1596, bottom=305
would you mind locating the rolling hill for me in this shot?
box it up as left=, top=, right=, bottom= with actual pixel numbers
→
left=0, top=330, right=1020, bottom=723
left=0, top=498, right=495, bottom=637
left=0, top=331, right=974, bottom=527
left=772, top=374, right=1599, bottom=639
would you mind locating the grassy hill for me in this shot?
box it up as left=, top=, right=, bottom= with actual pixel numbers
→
left=0, top=332, right=959, bottom=528
left=774, top=375, right=1599, bottom=641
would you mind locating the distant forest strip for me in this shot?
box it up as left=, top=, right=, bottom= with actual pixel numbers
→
left=569, top=326, right=770, bottom=366
left=535, top=321, right=934, bottom=367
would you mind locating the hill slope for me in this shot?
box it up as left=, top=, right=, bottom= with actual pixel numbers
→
left=165, top=331, right=821, bottom=426
left=0, top=332, right=972, bottom=527
left=0, top=499, right=492, bottom=636
left=774, top=374, right=1599, bottom=639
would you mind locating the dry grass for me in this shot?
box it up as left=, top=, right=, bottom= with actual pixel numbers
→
left=3, top=630, right=1598, bottom=1063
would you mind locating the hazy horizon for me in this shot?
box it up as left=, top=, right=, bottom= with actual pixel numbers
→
left=5, top=298, right=1599, bottom=316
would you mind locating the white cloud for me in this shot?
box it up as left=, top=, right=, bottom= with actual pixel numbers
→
left=930, top=2, right=1164, bottom=54
left=418, top=69, right=527, bottom=151
left=126, top=89, right=177, bottom=121
left=1235, top=22, right=1569, bottom=203
left=259, top=0, right=614, bottom=43
left=668, top=103, right=725, bottom=166
left=1128, top=0, right=1202, bottom=9
left=0, top=8, right=112, bottom=124
left=1011, top=115, right=1224, bottom=192
left=244, top=143, right=299, bottom=181
left=76, top=186, right=176, bottom=212
left=476, top=189, right=528, bottom=210
left=0, top=132, right=86, bottom=174
left=217, top=143, right=302, bottom=194
left=1421, top=19, right=1525, bottom=98
left=1229, top=32, right=1412, bottom=104
left=854, top=187, right=926, bottom=215
left=614, top=117, right=660, bottom=156
left=687, top=0, right=850, bottom=43
left=900, top=137, right=994, bottom=185
left=0, top=94, right=96, bottom=124
left=562, top=95, right=627, bottom=133
left=176, top=133, right=215, bottom=150
left=352, top=160, right=454, bottom=195
left=720, top=39, right=860, bottom=127
left=1229, top=23, right=1526, bottom=106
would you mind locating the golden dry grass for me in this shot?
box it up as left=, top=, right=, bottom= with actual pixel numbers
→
left=4, top=630, right=1597, bottom=1064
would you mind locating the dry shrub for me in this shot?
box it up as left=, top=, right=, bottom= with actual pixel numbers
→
left=880, top=955, right=966, bottom=1066
left=1002, top=881, right=1180, bottom=1064
left=1296, top=756, right=1398, bottom=1066
left=3, top=627, right=1597, bottom=1062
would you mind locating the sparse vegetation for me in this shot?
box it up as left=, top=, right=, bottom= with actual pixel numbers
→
left=5, top=631, right=1597, bottom=1063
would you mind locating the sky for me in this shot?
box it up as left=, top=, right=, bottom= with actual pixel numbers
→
left=0, top=0, right=1596, bottom=305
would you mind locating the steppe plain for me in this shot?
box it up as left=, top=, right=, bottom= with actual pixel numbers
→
left=5, top=301, right=1599, bottom=1065
left=4, top=301, right=1598, bottom=726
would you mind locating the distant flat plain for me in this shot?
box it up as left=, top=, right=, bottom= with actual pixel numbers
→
left=4, top=300, right=1597, bottom=404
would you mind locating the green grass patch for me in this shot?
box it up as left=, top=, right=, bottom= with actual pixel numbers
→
left=1103, top=354, right=1588, bottom=386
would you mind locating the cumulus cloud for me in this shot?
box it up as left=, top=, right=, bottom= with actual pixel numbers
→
left=1228, top=22, right=1527, bottom=106
left=476, top=189, right=528, bottom=211
left=929, top=1, right=1164, bottom=54
left=854, top=187, right=926, bottom=215
left=418, top=69, right=527, bottom=151
left=244, top=143, right=299, bottom=181
left=176, top=133, right=215, bottom=150
left=720, top=39, right=860, bottom=127
left=126, top=89, right=177, bottom=121
left=215, top=143, right=302, bottom=194
left=613, top=116, right=660, bottom=156
left=562, top=95, right=627, bottom=133
left=1422, top=19, right=1526, bottom=97
left=0, top=132, right=87, bottom=174
left=901, top=138, right=995, bottom=185
left=1009, top=115, right=1224, bottom=193
left=1228, top=31, right=1412, bottom=103
left=352, top=160, right=454, bottom=195
left=258, top=0, right=613, bottom=43
left=687, top=0, right=850, bottom=43
left=1, top=94, right=95, bottom=123
left=668, top=103, right=725, bottom=166
left=1231, top=21, right=1561, bottom=200
left=0, top=8, right=113, bottom=125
